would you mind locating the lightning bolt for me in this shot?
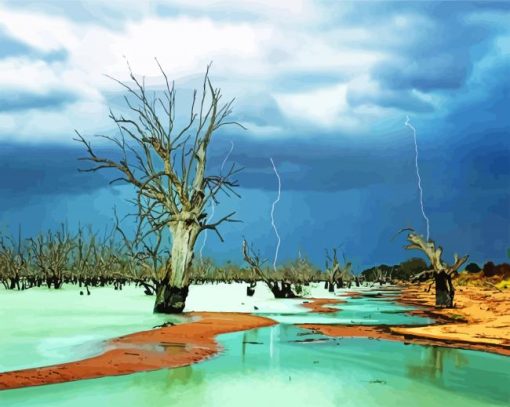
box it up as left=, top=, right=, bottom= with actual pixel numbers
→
left=270, top=157, right=281, bottom=271
left=199, top=200, right=215, bottom=261
left=221, top=141, right=234, bottom=174
left=199, top=141, right=235, bottom=260
left=405, top=116, right=430, bottom=241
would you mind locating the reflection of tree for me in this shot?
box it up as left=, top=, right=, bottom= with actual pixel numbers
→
left=406, top=347, right=469, bottom=383
left=242, top=327, right=286, bottom=366
left=242, top=332, right=247, bottom=360
left=279, top=324, right=294, bottom=339
left=242, top=329, right=262, bottom=361
left=164, top=365, right=205, bottom=390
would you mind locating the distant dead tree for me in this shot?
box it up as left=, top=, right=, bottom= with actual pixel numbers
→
left=242, top=239, right=297, bottom=298
left=369, top=267, right=389, bottom=287
left=76, top=62, right=242, bottom=313
left=29, top=226, right=74, bottom=289
left=114, top=211, right=169, bottom=296
left=403, top=229, right=468, bottom=308
left=324, top=248, right=352, bottom=292
left=0, top=229, right=26, bottom=290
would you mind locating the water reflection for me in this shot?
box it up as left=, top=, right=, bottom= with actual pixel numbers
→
left=407, top=346, right=469, bottom=382
left=232, top=324, right=509, bottom=405
left=164, top=365, right=204, bottom=389
left=258, top=293, right=432, bottom=326
left=1, top=290, right=508, bottom=407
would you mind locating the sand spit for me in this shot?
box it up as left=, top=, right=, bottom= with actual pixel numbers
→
left=299, top=285, right=510, bottom=357
left=298, top=322, right=510, bottom=356
left=393, top=284, right=510, bottom=354
left=301, top=298, right=344, bottom=313
left=0, top=312, right=276, bottom=391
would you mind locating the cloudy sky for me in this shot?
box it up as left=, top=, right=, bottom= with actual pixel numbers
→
left=0, top=0, right=509, bottom=270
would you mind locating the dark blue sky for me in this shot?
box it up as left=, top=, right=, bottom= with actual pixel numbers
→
left=0, top=1, right=509, bottom=270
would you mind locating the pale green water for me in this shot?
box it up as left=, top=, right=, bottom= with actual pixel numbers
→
left=261, top=293, right=432, bottom=325
left=0, top=286, right=184, bottom=371
left=0, top=286, right=508, bottom=406
left=1, top=326, right=508, bottom=406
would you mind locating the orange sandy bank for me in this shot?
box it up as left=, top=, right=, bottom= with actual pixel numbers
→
left=302, top=298, right=343, bottom=313
left=299, top=285, right=510, bottom=356
left=298, top=323, right=510, bottom=355
left=298, top=324, right=395, bottom=341
left=392, top=284, right=510, bottom=355
left=0, top=312, right=276, bottom=391
left=340, top=291, right=364, bottom=299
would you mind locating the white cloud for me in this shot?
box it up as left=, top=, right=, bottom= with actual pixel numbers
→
left=0, top=8, right=79, bottom=52
left=158, top=0, right=321, bottom=24
left=0, top=99, right=111, bottom=143
left=0, top=7, right=276, bottom=141
left=1, top=1, right=505, bottom=142
left=274, top=83, right=350, bottom=127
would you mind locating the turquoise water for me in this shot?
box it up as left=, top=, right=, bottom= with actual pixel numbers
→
left=261, top=292, right=432, bottom=325
left=0, top=287, right=508, bottom=406
left=0, top=287, right=184, bottom=371
left=1, top=325, right=508, bottom=406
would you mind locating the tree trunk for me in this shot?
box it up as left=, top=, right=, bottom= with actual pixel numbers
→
left=154, top=284, right=190, bottom=313
left=246, top=282, right=256, bottom=297
left=9, top=276, right=18, bottom=290
left=153, top=221, right=199, bottom=314
left=54, top=277, right=62, bottom=289
left=269, top=281, right=296, bottom=298
left=435, top=271, right=454, bottom=308
left=328, top=279, right=335, bottom=292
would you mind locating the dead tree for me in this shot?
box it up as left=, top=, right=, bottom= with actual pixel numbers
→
left=242, top=240, right=296, bottom=298
left=71, top=226, right=96, bottom=289
left=368, top=267, right=391, bottom=287
left=114, top=211, right=169, bottom=296
left=29, top=226, right=74, bottom=289
left=404, top=230, right=468, bottom=308
left=0, top=231, right=26, bottom=290
left=324, top=249, right=352, bottom=292
left=324, top=249, right=340, bottom=292
left=76, top=62, right=242, bottom=313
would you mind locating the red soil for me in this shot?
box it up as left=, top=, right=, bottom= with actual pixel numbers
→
left=0, top=312, right=276, bottom=391
left=298, top=287, right=510, bottom=356
left=302, top=298, right=343, bottom=313
left=340, top=291, right=364, bottom=298
left=299, top=323, right=510, bottom=355
left=298, top=324, right=396, bottom=341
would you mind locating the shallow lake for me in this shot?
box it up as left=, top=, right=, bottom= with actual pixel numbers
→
left=0, top=285, right=508, bottom=406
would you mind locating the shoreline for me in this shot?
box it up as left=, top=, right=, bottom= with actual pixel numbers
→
left=301, top=298, right=343, bottom=313
left=298, top=323, right=510, bottom=356
left=0, top=312, right=276, bottom=391
left=299, top=285, right=510, bottom=357
left=392, top=284, right=510, bottom=355
left=2, top=288, right=508, bottom=391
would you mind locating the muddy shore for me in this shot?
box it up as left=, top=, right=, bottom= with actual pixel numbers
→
left=302, top=298, right=343, bottom=313
left=393, top=284, right=510, bottom=354
left=2, top=288, right=508, bottom=391
left=0, top=312, right=276, bottom=391
left=299, top=285, right=510, bottom=357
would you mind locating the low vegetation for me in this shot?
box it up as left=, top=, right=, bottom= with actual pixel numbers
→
left=241, top=239, right=321, bottom=298
left=2, top=224, right=507, bottom=304
left=455, top=261, right=510, bottom=290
